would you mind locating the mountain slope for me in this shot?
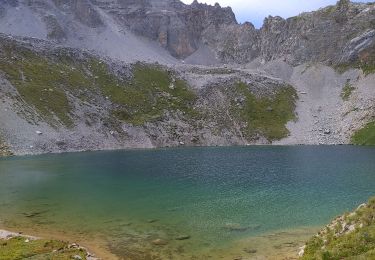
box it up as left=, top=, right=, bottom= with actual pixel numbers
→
left=0, top=35, right=299, bottom=155
left=0, top=0, right=374, bottom=155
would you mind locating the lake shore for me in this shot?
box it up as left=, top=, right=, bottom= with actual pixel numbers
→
left=0, top=226, right=114, bottom=260
left=0, top=224, right=320, bottom=260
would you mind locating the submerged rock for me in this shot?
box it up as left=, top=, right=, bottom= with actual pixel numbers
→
left=244, top=248, right=257, bottom=254
left=175, top=235, right=190, bottom=240
left=152, top=239, right=168, bottom=246
left=224, top=223, right=249, bottom=232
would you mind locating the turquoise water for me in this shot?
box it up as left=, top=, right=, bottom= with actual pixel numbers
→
left=0, top=146, right=374, bottom=258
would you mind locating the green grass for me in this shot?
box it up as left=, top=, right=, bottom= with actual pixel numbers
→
left=0, top=42, right=198, bottom=127
left=341, top=82, right=355, bottom=101
left=351, top=121, right=375, bottom=145
left=0, top=237, right=87, bottom=260
left=336, top=63, right=375, bottom=76
left=89, top=61, right=199, bottom=125
left=301, top=197, right=375, bottom=260
left=232, top=82, right=297, bottom=141
left=0, top=44, right=92, bottom=127
left=335, top=44, right=375, bottom=76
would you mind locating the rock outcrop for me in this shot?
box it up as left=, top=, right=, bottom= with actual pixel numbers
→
left=0, top=0, right=373, bottom=66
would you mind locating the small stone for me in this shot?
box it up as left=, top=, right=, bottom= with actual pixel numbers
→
left=176, top=235, right=190, bottom=240
left=69, top=243, right=79, bottom=249
left=72, top=255, right=82, bottom=260
left=24, top=239, right=29, bottom=243
left=324, top=129, right=331, bottom=135
left=152, top=239, right=168, bottom=246
left=244, top=248, right=257, bottom=254
left=224, top=223, right=248, bottom=232
left=36, top=131, right=43, bottom=135
left=298, top=245, right=306, bottom=257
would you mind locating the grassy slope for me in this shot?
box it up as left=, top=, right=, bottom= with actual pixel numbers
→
left=0, top=42, right=198, bottom=128
left=0, top=40, right=299, bottom=144
left=0, top=237, right=88, bottom=260
left=302, top=197, right=375, bottom=260
left=351, top=122, right=375, bottom=145
left=90, top=61, right=199, bottom=126
left=232, top=82, right=297, bottom=141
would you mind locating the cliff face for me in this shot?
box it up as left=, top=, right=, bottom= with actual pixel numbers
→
left=0, top=0, right=373, bottom=66
left=92, top=0, right=237, bottom=58
left=258, top=0, right=375, bottom=66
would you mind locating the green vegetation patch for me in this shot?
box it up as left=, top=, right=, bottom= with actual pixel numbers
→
left=351, top=121, right=375, bottom=146
left=336, top=44, right=375, bottom=76
left=90, top=61, right=199, bottom=125
left=341, top=82, right=355, bottom=101
left=0, top=237, right=88, bottom=260
left=232, top=82, right=297, bottom=141
left=302, top=197, right=375, bottom=260
left=0, top=44, right=93, bottom=127
left=0, top=41, right=198, bottom=128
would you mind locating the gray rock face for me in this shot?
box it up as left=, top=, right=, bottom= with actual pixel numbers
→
left=256, top=2, right=375, bottom=66
left=52, top=0, right=104, bottom=28
left=92, top=0, right=237, bottom=58
left=0, top=0, right=373, bottom=66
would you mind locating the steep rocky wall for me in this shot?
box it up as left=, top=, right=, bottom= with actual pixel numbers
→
left=0, top=0, right=373, bottom=66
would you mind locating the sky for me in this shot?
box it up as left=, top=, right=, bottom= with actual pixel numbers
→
left=181, top=0, right=373, bottom=28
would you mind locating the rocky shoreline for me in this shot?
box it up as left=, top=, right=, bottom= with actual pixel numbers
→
left=0, top=229, right=100, bottom=260
left=300, top=197, right=375, bottom=259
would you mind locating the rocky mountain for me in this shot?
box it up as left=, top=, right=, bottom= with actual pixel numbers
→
left=0, top=0, right=374, bottom=155
left=1, top=0, right=374, bottom=65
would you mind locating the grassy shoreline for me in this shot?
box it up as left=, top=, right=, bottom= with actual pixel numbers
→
left=301, top=197, right=375, bottom=259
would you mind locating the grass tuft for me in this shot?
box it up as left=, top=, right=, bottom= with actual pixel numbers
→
left=341, top=82, right=355, bottom=101
left=351, top=121, right=375, bottom=146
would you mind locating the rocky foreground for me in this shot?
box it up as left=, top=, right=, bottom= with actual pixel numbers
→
left=301, top=197, right=375, bottom=259
left=0, top=230, right=98, bottom=260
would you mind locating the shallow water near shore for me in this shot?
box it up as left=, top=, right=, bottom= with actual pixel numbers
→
left=0, top=146, right=375, bottom=259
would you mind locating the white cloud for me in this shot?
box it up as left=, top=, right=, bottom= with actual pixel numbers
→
left=181, top=0, right=370, bottom=28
